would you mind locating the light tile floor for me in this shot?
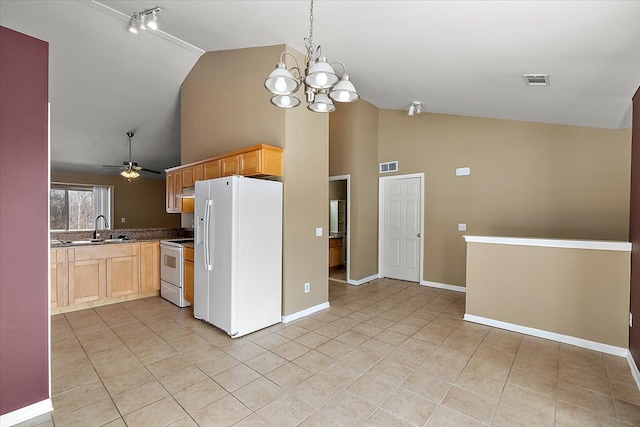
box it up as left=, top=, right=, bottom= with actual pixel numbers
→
left=18, top=278, right=640, bottom=426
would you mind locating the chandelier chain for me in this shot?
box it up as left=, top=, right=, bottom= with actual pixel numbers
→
left=304, top=0, right=315, bottom=61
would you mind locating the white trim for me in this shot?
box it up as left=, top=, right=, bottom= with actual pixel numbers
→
left=463, top=314, right=628, bottom=357
left=463, top=235, right=631, bottom=252
left=421, top=280, right=467, bottom=293
left=627, top=352, right=640, bottom=391
left=378, top=173, right=425, bottom=283
left=329, top=175, right=351, bottom=284
left=47, top=103, right=52, bottom=400
left=282, top=302, right=330, bottom=323
left=0, top=398, right=53, bottom=427
left=348, top=274, right=380, bottom=286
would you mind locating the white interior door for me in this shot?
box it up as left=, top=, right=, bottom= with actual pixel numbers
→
left=383, top=176, right=422, bottom=282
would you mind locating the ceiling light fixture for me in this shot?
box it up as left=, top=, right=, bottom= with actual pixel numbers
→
left=408, top=101, right=422, bottom=116
left=120, top=169, right=140, bottom=179
left=128, top=7, right=161, bottom=34
left=264, top=0, right=359, bottom=113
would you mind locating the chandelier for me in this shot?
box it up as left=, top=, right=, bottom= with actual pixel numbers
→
left=264, top=0, right=359, bottom=113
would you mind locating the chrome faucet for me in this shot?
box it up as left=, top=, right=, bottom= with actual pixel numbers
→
left=93, top=215, right=109, bottom=240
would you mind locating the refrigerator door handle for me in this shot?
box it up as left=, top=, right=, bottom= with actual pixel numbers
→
left=204, top=199, right=213, bottom=271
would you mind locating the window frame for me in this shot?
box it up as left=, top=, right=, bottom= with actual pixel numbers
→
left=50, top=182, right=114, bottom=232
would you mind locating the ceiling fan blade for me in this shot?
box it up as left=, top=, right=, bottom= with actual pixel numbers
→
left=140, top=168, right=162, bottom=174
left=101, top=165, right=124, bottom=169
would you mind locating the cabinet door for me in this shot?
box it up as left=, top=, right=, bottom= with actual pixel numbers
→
left=173, top=170, right=183, bottom=212
left=184, top=260, right=194, bottom=305
left=68, top=259, right=106, bottom=304
left=204, top=160, right=221, bottom=179
left=139, top=242, right=160, bottom=292
left=240, top=150, right=262, bottom=175
left=106, top=254, right=139, bottom=298
left=329, top=247, right=343, bottom=268
left=221, top=156, right=239, bottom=177
left=182, top=167, right=193, bottom=188
left=192, top=164, right=204, bottom=183
left=166, top=171, right=175, bottom=213
left=51, top=248, right=68, bottom=307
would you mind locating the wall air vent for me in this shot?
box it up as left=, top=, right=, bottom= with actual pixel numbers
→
left=380, top=161, right=398, bottom=174
left=522, top=74, right=550, bottom=86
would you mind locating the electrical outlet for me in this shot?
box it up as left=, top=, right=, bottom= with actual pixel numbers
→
left=458, top=223, right=466, bottom=231
left=304, top=282, right=310, bottom=293
left=121, top=218, right=126, bottom=223
left=631, top=312, right=633, bottom=328
left=316, top=227, right=323, bottom=237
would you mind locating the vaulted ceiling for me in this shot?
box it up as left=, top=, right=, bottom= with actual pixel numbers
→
left=1, top=1, right=639, bottom=176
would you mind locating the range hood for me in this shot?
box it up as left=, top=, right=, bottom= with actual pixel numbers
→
left=176, top=187, right=195, bottom=199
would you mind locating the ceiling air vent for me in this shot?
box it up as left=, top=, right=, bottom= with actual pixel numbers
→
left=522, top=74, right=550, bottom=86
left=380, top=161, right=398, bottom=174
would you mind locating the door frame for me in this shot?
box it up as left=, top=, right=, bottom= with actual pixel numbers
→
left=329, top=174, right=351, bottom=284
left=378, top=173, right=425, bottom=283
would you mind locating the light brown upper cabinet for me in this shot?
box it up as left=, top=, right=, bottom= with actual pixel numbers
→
left=165, top=144, right=283, bottom=213
left=204, top=159, right=221, bottom=180
left=221, top=155, right=240, bottom=177
left=182, top=166, right=194, bottom=188
left=166, top=170, right=183, bottom=214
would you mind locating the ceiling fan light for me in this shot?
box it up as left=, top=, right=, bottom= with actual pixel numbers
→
left=271, top=94, right=301, bottom=109
left=308, top=92, right=335, bottom=113
left=305, top=58, right=339, bottom=89
left=329, top=74, right=359, bottom=103
left=121, top=169, right=140, bottom=179
left=265, top=63, right=299, bottom=95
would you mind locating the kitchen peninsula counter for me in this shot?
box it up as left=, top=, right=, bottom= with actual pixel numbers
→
left=464, top=235, right=631, bottom=353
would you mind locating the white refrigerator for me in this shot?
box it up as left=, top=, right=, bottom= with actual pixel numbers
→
left=194, top=176, right=283, bottom=338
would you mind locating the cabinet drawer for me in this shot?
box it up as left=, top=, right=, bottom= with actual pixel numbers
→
left=329, top=238, right=343, bottom=248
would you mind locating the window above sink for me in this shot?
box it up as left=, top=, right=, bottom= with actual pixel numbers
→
left=50, top=182, right=113, bottom=231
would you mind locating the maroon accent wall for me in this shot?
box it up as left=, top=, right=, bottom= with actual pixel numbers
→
left=0, top=27, right=50, bottom=416
left=631, top=86, right=640, bottom=366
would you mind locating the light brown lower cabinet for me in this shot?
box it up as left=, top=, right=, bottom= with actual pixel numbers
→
left=52, top=241, right=160, bottom=314
left=329, top=238, right=343, bottom=268
left=51, top=248, right=68, bottom=307
left=184, top=247, right=194, bottom=305
left=139, top=241, right=160, bottom=292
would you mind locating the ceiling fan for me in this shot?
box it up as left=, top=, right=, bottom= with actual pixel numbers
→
left=102, top=132, right=161, bottom=181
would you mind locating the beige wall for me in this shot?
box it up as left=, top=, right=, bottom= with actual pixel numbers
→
left=181, top=45, right=329, bottom=316
left=378, top=110, right=632, bottom=286
left=329, top=180, right=347, bottom=200
left=466, top=241, right=630, bottom=348
left=51, top=171, right=180, bottom=229
left=330, top=100, right=379, bottom=281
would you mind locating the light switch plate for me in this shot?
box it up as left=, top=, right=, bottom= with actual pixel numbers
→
left=316, top=227, right=323, bottom=237
left=458, top=223, right=466, bottom=231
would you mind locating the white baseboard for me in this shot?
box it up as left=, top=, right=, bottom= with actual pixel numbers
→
left=347, top=274, right=379, bottom=286
left=463, top=313, right=628, bottom=357
left=421, top=280, right=467, bottom=293
left=0, top=398, right=53, bottom=427
left=282, top=302, right=330, bottom=323
left=627, top=351, right=640, bottom=391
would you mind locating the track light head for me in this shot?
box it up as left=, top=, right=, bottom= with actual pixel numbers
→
left=128, top=7, right=161, bottom=34
left=408, top=101, right=422, bottom=116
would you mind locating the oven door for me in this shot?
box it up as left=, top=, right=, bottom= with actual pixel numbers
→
left=160, top=243, right=183, bottom=287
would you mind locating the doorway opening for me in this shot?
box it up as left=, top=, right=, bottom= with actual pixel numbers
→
left=329, top=175, right=350, bottom=283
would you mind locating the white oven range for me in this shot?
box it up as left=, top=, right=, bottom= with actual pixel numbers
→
left=160, top=238, right=193, bottom=307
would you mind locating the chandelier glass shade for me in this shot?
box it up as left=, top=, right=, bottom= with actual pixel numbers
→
left=264, top=0, right=359, bottom=112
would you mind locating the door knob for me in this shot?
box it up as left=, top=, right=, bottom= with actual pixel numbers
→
left=417, top=233, right=421, bottom=238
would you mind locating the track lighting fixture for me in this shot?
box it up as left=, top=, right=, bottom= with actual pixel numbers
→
left=264, top=0, right=359, bottom=113
left=128, top=7, right=161, bottom=34
left=408, top=101, right=422, bottom=116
